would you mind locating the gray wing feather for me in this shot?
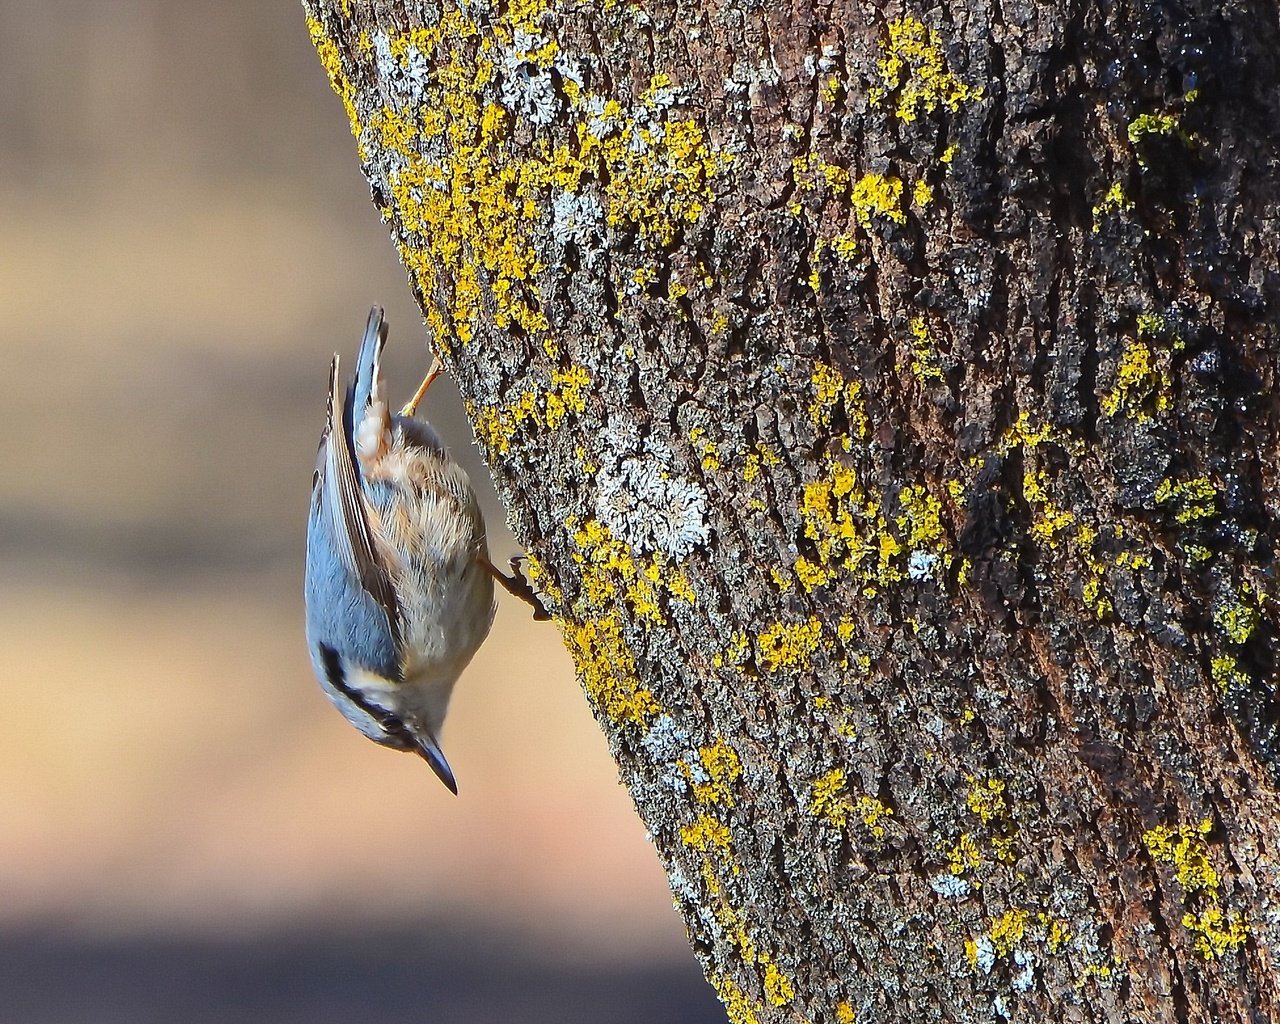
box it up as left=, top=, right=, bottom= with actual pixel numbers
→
left=316, top=354, right=402, bottom=649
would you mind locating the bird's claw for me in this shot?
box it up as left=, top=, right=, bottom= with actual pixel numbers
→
left=480, top=554, right=552, bottom=620
left=507, top=556, right=552, bottom=621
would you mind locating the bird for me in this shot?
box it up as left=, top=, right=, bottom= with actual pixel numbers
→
left=304, top=306, right=545, bottom=794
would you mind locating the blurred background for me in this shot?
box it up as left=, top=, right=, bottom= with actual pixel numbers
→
left=0, top=2, right=721, bottom=1020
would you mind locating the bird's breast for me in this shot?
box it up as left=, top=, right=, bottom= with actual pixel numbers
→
left=365, top=440, right=495, bottom=688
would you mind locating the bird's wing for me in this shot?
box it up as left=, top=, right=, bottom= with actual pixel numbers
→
left=317, top=354, right=402, bottom=643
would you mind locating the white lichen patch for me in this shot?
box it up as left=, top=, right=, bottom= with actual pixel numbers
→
left=930, top=873, right=971, bottom=899
left=641, top=712, right=690, bottom=761
left=908, top=549, right=938, bottom=580
left=371, top=31, right=433, bottom=102
left=595, top=429, right=712, bottom=561
left=970, top=934, right=996, bottom=974
left=500, top=64, right=559, bottom=124
left=666, top=860, right=701, bottom=909
left=498, top=30, right=561, bottom=125
left=551, top=189, right=605, bottom=264
left=641, top=712, right=697, bottom=793
left=1011, top=948, right=1036, bottom=992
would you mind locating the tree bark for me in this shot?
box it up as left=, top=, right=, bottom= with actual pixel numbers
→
left=301, top=0, right=1280, bottom=1019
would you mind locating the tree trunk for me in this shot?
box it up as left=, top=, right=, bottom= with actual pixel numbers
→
left=301, top=0, right=1280, bottom=1019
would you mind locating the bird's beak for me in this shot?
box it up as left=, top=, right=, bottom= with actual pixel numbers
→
left=414, top=734, right=458, bottom=795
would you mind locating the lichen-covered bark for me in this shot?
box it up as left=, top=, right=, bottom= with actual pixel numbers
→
left=302, top=0, right=1280, bottom=1019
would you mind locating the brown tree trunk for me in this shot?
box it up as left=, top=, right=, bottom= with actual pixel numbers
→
left=301, top=0, right=1280, bottom=1019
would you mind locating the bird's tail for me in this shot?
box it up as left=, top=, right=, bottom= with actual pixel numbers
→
left=350, top=305, right=388, bottom=418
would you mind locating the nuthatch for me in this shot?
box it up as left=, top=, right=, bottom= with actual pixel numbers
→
left=305, top=307, right=545, bottom=794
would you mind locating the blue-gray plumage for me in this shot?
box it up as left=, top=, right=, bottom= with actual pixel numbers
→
left=304, top=307, right=498, bottom=794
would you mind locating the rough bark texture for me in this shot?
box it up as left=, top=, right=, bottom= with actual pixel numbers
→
left=302, top=0, right=1280, bottom=1020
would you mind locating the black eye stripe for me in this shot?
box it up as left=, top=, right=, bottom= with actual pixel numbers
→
left=317, top=643, right=415, bottom=749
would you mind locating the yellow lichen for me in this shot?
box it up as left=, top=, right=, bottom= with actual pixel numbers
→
left=897, top=484, right=945, bottom=548
left=692, top=740, right=742, bottom=806
left=473, top=388, right=538, bottom=455
left=344, top=15, right=733, bottom=358
left=370, top=105, right=420, bottom=158
left=870, top=16, right=984, bottom=123
left=794, top=555, right=835, bottom=592
left=818, top=160, right=852, bottom=195
left=701, top=859, right=798, bottom=1014
left=1154, top=476, right=1217, bottom=524
left=593, top=114, right=733, bottom=247
left=665, top=568, right=696, bottom=605
left=1144, top=819, right=1219, bottom=895
left=307, top=17, right=361, bottom=142
left=1214, top=591, right=1259, bottom=644
left=632, top=264, right=658, bottom=288
left=468, top=362, right=589, bottom=456
left=810, top=768, right=852, bottom=827
left=716, top=977, right=762, bottom=1024
left=855, top=795, right=894, bottom=839
left=947, top=834, right=983, bottom=875
left=990, top=908, right=1028, bottom=956
left=757, top=618, right=823, bottom=672
left=997, top=415, right=1118, bottom=615
left=1046, top=917, right=1073, bottom=953
left=794, top=157, right=914, bottom=265
left=998, top=410, right=1055, bottom=453
left=1092, top=181, right=1134, bottom=232
left=830, top=233, right=859, bottom=261
left=1142, top=817, right=1248, bottom=958
left=1024, top=468, right=1076, bottom=547
left=1128, top=112, right=1183, bottom=146
left=810, top=362, right=845, bottom=426
left=990, top=833, right=1016, bottom=864
left=548, top=365, right=590, bottom=425
left=569, top=517, right=694, bottom=626
left=807, top=363, right=870, bottom=440
left=522, top=553, right=562, bottom=605
left=1101, top=337, right=1172, bottom=420
left=1075, top=525, right=1114, bottom=619
left=681, top=814, right=735, bottom=857
left=689, top=425, right=722, bottom=471
left=966, top=776, right=1007, bottom=825
left=713, top=631, right=752, bottom=671
left=761, top=959, right=795, bottom=1006
left=799, top=454, right=948, bottom=596
left=904, top=317, right=944, bottom=382
left=561, top=611, right=660, bottom=726
left=851, top=173, right=906, bottom=227
left=1182, top=906, right=1249, bottom=960
left=1210, top=653, right=1249, bottom=692
left=1114, top=549, right=1150, bottom=571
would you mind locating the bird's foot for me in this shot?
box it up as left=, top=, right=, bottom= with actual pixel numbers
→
left=482, top=554, right=552, bottom=621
